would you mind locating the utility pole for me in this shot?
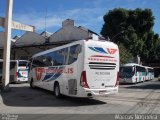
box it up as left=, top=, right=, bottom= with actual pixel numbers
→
left=2, top=0, right=13, bottom=91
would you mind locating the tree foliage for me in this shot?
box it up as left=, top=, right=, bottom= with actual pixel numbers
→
left=101, top=8, right=160, bottom=64
left=119, top=43, right=133, bottom=64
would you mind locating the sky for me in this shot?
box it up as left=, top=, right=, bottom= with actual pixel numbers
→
left=0, top=0, right=160, bottom=37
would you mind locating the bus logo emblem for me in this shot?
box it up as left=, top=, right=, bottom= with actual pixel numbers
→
left=89, top=47, right=117, bottom=54
left=107, top=48, right=117, bottom=54
left=35, top=68, right=45, bottom=80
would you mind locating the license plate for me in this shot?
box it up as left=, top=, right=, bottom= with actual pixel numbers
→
left=99, top=90, right=106, bottom=94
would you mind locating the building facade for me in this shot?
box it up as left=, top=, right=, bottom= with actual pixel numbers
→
left=0, top=19, right=100, bottom=60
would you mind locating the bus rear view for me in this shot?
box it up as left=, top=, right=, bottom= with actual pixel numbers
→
left=80, top=40, right=119, bottom=97
left=28, top=39, right=119, bottom=98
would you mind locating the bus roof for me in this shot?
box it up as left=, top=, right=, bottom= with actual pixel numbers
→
left=0, top=59, right=28, bottom=62
left=122, top=63, right=143, bottom=67
left=144, top=66, right=153, bottom=69
left=32, top=39, right=118, bottom=58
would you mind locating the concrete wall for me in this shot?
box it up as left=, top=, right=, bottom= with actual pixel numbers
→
left=13, top=44, right=58, bottom=60
left=49, top=19, right=89, bottom=42
left=0, top=19, right=99, bottom=60
left=15, top=32, right=46, bottom=46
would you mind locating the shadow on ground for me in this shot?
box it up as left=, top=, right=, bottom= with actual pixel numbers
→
left=122, top=80, right=160, bottom=90
left=119, top=83, right=135, bottom=85
left=0, top=84, right=106, bottom=107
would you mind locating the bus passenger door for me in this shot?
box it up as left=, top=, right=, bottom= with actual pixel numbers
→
left=31, top=57, right=46, bottom=88
left=65, top=45, right=81, bottom=96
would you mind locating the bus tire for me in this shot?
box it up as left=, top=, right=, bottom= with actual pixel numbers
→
left=30, top=79, right=35, bottom=88
left=54, top=83, right=61, bottom=98
left=135, top=79, right=137, bottom=84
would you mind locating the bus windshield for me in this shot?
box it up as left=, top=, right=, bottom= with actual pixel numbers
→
left=120, top=66, right=135, bottom=78
left=18, top=61, right=28, bottom=67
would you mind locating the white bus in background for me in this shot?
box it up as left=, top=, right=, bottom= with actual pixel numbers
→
left=120, top=63, right=146, bottom=83
left=0, top=60, right=28, bottom=83
left=28, top=39, right=119, bottom=98
left=145, top=66, right=154, bottom=80
left=151, top=68, right=155, bottom=80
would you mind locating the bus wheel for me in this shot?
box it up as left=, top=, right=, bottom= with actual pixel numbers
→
left=135, top=79, right=137, bottom=84
left=54, top=83, right=61, bottom=98
left=30, top=79, right=35, bottom=88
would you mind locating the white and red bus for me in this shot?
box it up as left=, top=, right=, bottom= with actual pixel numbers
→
left=28, top=39, right=119, bottom=98
left=0, top=60, right=28, bottom=83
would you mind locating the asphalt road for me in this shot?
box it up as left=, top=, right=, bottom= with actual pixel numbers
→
left=0, top=79, right=160, bottom=119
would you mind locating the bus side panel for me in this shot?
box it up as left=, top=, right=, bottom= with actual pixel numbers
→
left=64, top=44, right=83, bottom=96
left=76, top=43, right=85, bottom=97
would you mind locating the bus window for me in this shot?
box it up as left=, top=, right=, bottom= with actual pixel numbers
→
left=19, top=61, right=28, bottom=66
left=44, top=56, right=53, bottom=66
left=62, top=48, right=68, bottom=65
left=136, top=66, right=145, bottom=72
left=68, top=44, right=81, bottom=65
left=32, top=56, right=47, bottom=68
left=47, top=48, right=66, bottom=66
left=120, top=66, right=134, bottom=78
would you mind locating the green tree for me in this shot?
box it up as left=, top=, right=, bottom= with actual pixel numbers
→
left=101, top=8, right=159, bottom=64
left=101, top=8, right=129, bottom=43
left=119, top=43, right=133, bottom=64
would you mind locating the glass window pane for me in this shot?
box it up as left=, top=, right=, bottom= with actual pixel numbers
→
left=19, top=61, right=28, bottom=66
left=32, top=56, right=46, bottom=67
left=47, top=48, right=65, bottom=66
left=68, top=44, right=81, bottom=65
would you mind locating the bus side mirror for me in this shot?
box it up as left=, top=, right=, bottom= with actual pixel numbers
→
left=26, top=62, right=30, bottom=69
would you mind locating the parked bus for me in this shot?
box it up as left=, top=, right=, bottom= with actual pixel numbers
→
left=28, top=39, right=119, bottom=98
left=151, top=68, right=155, bottom=80
left=0, top=60, right=28, bottom=83
left=120, top=63, right=146, bottom=83
left=145, top=66, right=154, bottom=80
